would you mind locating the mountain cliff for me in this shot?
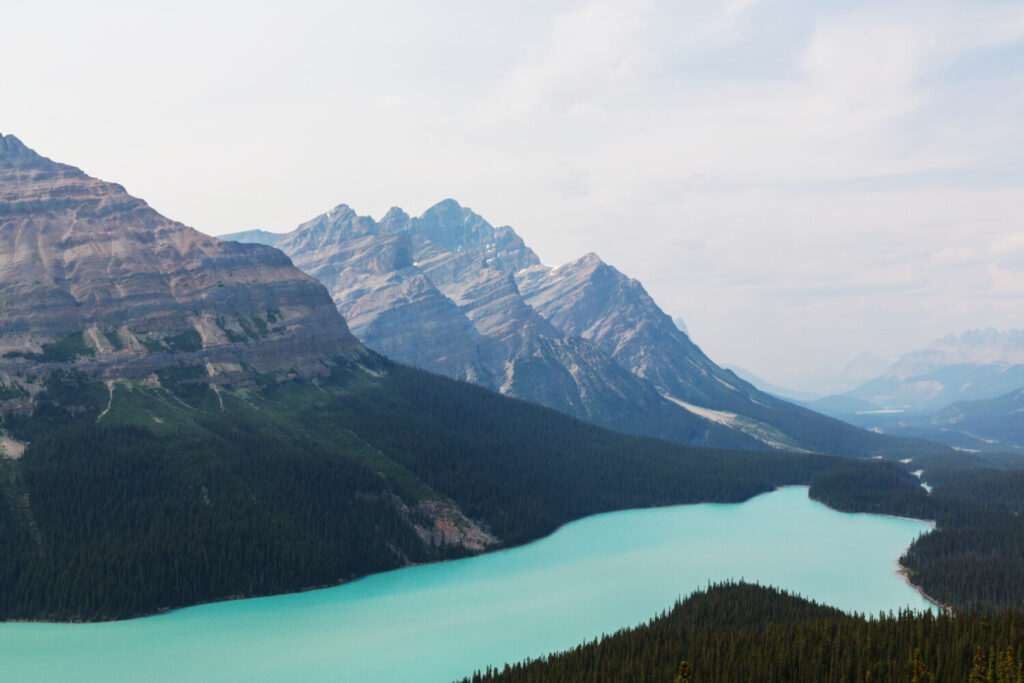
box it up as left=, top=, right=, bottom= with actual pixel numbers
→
left=0, top=133, right=359, bottom=400
left=227, top=201, right=928, bottom=457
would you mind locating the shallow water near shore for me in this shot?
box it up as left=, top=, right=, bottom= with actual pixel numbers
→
left=0, top=486, right=934, bottom=682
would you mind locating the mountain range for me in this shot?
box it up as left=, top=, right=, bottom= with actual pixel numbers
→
left=817, top=329, right=1024, bottom=413
left=0, top=133, right=872, bottom=621
left=800, top=329, right=1024, bottom=451
left=225, top=202, right=925, bottom=458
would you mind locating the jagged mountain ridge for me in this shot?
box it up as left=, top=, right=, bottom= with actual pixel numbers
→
left=226, top=200, right=922, bottom=456
left=891, top=329, right=1024, bottom=377
left=232, top=201, right=738, bottom=447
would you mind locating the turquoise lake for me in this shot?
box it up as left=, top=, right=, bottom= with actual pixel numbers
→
left=0, top=486, right=935, bottom=682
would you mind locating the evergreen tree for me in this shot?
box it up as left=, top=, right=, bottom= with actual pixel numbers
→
left=673, top=658, right=691, bottom=683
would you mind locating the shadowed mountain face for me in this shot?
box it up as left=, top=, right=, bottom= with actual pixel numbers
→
left=227, top=201, right=927, bottom=457
left=846, top=387, right=1024, bottom=453
left=0, top=133, right=359, bottom=394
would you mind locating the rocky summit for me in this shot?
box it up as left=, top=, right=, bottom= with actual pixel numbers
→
left=0, top=133, right=360, bottom=406
left=226, top=201, right=917, bottom=456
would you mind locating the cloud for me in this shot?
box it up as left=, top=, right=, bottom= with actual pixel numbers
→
left=2, top=0, right=1022, bottom=389
left=377, top=95, right=410, bottom=110
left=931, top=247, right=979, bottom=267
left=987, top=265, right=1024, bottom=295
left=492, top=0, right=656, bottom=116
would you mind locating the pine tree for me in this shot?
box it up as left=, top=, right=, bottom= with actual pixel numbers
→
left=911, top=648, right=931, bottom=683
left=971, top=647, right=989, bottom=683
left=674, top=658, right=692, bottom=683
left=997, top=648, right=1017, bottom=683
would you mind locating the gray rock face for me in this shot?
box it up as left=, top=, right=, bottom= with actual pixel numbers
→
left=227, top=200, right=899, bottom=455
left=0, top=133, right=360, bottom=395
left=237, top=201, right=700, bottom=437
left=517, top=254, right=766, bottom=408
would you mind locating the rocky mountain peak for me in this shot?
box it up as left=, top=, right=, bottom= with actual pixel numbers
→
left=0, top=133, right=89, bottom=202
left=286, top=204, right=377, bottom=250
left=379, top=206, right=412, bottom=231
left=415, top=198, right=496, bottom=251
left=327, top=203, right=358, bottom=219
left=0, top=133, right=57, bottom=171
left=565, top=252, right=610, bottom=276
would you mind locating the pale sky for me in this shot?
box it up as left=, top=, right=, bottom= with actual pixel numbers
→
left=3, top=0, right=1023, bottom=391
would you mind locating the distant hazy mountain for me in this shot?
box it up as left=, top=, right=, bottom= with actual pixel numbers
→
left=837, top=352, right=894, bottom=392
left=858, top=388, right=1024, bottom=453
left=889, top=329, right=1024, bottom=377
left=724, top=365, right=822, bottom=403
left=809, top=330, right=1024, bottom=423
left=920, top=388, right=1024, bottom=451
left=226, top=201, right=929, bottom=457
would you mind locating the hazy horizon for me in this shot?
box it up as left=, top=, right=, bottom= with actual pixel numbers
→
left=4, top=0, right=1022, bottom=390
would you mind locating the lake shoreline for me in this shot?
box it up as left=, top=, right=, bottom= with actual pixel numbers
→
left=896, top=564, right=953, bottom=615
left=800, top=488, right=945, bottom=615
left=3, top=487, right=780, bottom=624
left=0, top=486, right=938, bottom=683
left=3, top=484, right=939, bottom=625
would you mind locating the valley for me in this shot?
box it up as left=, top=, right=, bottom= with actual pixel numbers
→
left=1, top=132, right=1022, bottom=681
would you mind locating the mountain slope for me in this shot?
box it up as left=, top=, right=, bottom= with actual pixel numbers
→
left=723, top=365, right=822, bottom=403
left=227, top=202, right=934, bottom=458
left=515, top=252, right=922, bottom=457
left=862, top=388, right=1024, bottom=452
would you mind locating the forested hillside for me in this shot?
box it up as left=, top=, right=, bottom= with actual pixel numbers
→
left=3, top=356, right=1020, bottom=621
left=0, top=355, right=858, bottom=621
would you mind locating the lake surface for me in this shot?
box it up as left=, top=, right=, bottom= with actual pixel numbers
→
left=0, top=487, right=934, bottom=683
